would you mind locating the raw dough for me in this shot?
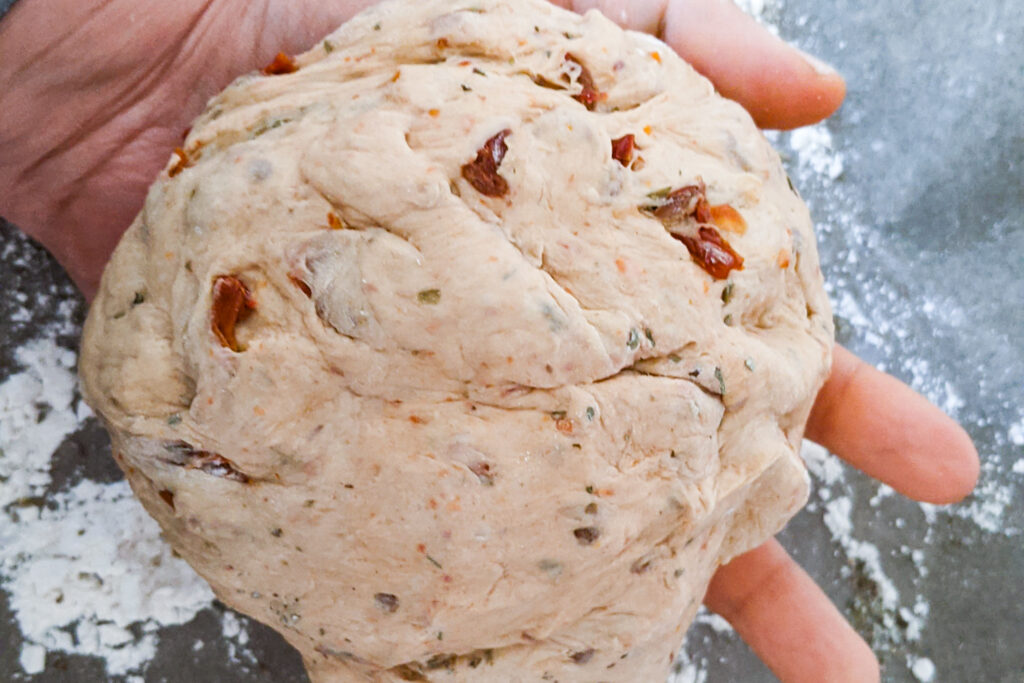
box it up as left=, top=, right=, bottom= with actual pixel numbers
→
left=79, top=0, right=833, bottom=680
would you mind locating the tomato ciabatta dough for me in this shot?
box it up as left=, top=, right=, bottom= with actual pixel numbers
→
left=79, top=0, right=833, bottom=680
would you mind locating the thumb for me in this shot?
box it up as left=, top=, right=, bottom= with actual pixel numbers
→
left=661, top=0, right=846, bottom=129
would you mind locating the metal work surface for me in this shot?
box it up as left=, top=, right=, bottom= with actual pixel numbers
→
left=2, top=0, right=1021, bottom=680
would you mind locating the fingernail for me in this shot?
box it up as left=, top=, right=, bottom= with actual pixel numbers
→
left=796, top=47, right=839, bottom=77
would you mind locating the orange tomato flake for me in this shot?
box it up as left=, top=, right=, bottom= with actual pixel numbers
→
left=777, top=249, right=791, bottom=268
left=650, top=51, right=662, bottom=63
left=556, top=419, right=574, bottom=434
left=327, top=212, right=344, bottom=230
left=428, top=108, right=440, bottom=117
left=643, top=125, right=653, bottom=136
left=261, top=52, right=297, bottom=76
left=709, top=204, right=748, bottom=235
left=168, top=147, right=190, bottom=177
left=615, top=257, right=627, bottom=273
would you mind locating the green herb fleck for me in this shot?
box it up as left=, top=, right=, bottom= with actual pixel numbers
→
left=132, top=292, right=145, bottom=306
left=271, top=528, right=283, bottom=538
left=626, top=328, right=640, bottom=350
left=167, top=414, right=182, bottom=426
left=723, top=314, right=734, bottom=326
left=373, top=22, right=382, bottom=31
left=668, top=353, right=681, bottom=363
left=714, top=367, right=725, bottom=394
left=551, top=410, right=567, bottom=420
left=426, top=555, right=443, bottom=569
left=304, top=499, right=316, bottom=508
left=585, top=485, right=594, bottom=494
left=571, top=443, right=582, bottom=449
left=721, top=282, right=734, bottom=304
left=674, top=568, right=685, bottom=578
left=645, top=186, right=673, bottom=200
left=437, top=631, right=444, bottom=640
left=323, top=40, right=334, bottom=53
left=461, top=84, right=472, bottom=91
left=113, top=311, right=126, bottom=320
left=744, top=358, right=755, bottom=371
left=417, top=288, right=441, bottom=304
left=473, top=67, right=487, bottom=77
left=644, top=327, right=655, bottom=346
left=585, top=406, right=595, bottom=421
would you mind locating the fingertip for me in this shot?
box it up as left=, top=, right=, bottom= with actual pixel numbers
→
left=923, top=421, right=980, bottom=504
left=662, top=0, right=846, bottom=129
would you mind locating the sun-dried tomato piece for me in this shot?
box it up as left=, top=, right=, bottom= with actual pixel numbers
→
left=327, top=212, right=344, bottom=230
left=211, top=275, right=256, bottom=351
left=168, top=147, right=191, bottom=177
left=675, top=226, right=744, bottom=280
left=158, top=489, right=175, bottom=510
left=611, top=134, right=636, bottom=166
left=460, top=129, right=511, bottom=197
left=708, top=203, right=748, bottom=235
left=261, top=52, right=297, bottom=75
left=564, top=53, right=601, bottom=110
left=652, top=182, right=707, bottom=224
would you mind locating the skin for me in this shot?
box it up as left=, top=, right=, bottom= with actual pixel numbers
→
left=0, top=1, right=979, bottom=680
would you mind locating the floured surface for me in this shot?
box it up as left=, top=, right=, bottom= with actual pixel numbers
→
left=78, top=0, right=830, bottom=680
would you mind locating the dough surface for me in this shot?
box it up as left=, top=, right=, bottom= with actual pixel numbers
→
left=79, top=0, right=833, bottom=680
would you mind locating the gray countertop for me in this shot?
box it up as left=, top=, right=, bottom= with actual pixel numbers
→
left=2, top=0, right=1021, bottom=681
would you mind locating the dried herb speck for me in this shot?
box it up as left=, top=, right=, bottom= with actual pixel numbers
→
left=570, top=648, right=595, bottom=664
left=626, top=328, right=640, bottom=350
left=374, top=593, right=399, bottom=613
left=417, top=289, right=441, bottom=304
left=722, top=282, right=735, bottom=304
left=714, top=367, right=726, bottom=394
left=573, top=526, right=600, bottom=545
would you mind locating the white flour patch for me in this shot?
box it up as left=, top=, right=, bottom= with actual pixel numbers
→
left=908, top=655, right=936, bottom=682
left=0, top=338, right=84, bottom=509
left=1, top=479, right=215, bottom=675
left=788, top=125, right=845, bottom=181
left=0, top=334, right=216, bottom=678
left=1009, top=417, right=1024, bottom=446
left=221, top=609, right=259, bottom=666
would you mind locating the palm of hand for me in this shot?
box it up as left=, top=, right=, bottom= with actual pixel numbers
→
left=0, top=0, right=979, bottom=680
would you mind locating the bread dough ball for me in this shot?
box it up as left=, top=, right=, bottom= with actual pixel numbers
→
left=80, top=0, right=832, bottom=680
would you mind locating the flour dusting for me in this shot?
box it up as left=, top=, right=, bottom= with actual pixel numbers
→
left=0, top=329, right=216, bottom=677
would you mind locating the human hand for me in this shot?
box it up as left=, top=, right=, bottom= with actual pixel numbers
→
left=0, top=1, right=979, bottom=681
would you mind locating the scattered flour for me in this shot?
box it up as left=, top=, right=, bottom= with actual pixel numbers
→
left=0, top=335, right=216, bottom=677
left=0, top=339, right=84, bottom=509
left=1009, top=418, right=1024, bottom=446
left=908, top=655, right=936, bottom=682
left=221, top=609, right=259, bottom=666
